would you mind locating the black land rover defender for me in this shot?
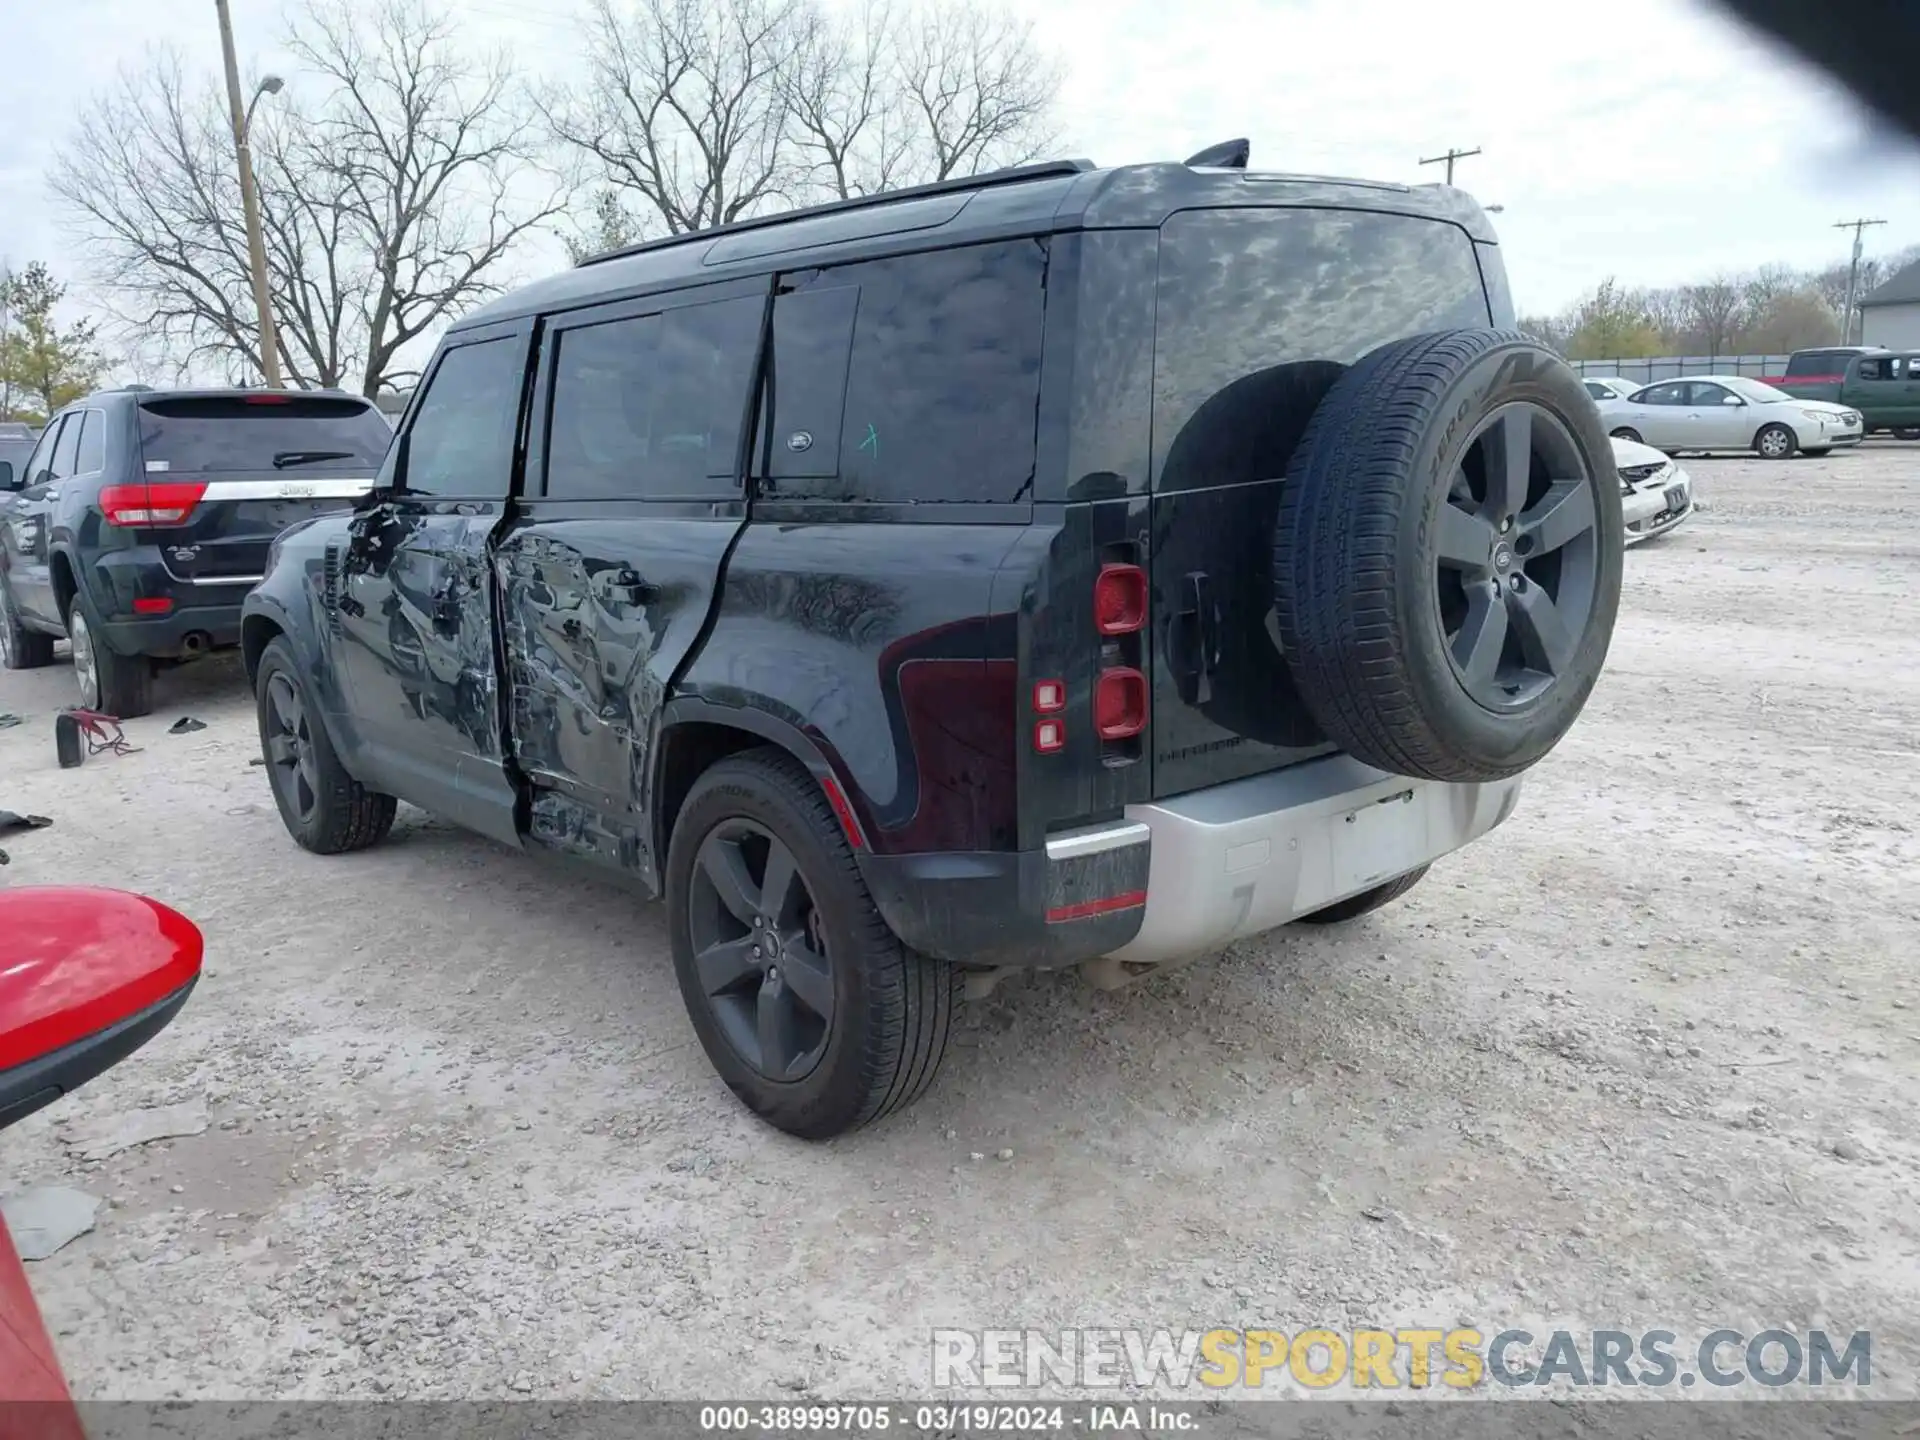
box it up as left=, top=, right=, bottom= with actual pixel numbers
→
left=242, top=143, right=1623, bottom=1139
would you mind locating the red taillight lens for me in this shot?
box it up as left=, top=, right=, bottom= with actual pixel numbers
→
left=1094, top=564, right=1147, bottom=635
left=1032, top=679, right=1066, bottom=714
left=1094, top=666, right=1148, bottom=740
left=132, top=597, right=173, bottom=615
left=99, top=482, right=207, bottom=527
left=245, top=394, right=293, bottom=405
left=1033, top=718, right=1066, bottom=754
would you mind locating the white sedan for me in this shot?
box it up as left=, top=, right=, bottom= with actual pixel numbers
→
left=1612, top=435, right=1693, bottom=545
left=1597, top=374, right=1862, bottom=458
left=1583, top=376, right=1643, bottom=404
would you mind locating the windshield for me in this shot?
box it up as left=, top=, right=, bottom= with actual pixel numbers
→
left=137, top=396, right=391, bottom=474
left=1720, top=377, right=1792, bottom=404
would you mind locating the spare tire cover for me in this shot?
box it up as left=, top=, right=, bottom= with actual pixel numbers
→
left=1273, top=329, right=1623, bottom=783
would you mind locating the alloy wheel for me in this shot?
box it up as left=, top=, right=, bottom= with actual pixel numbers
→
left=264, top=672, right=321, bottom=826
left=687, top=819, right=834, bottom=1082
left=69, top=610, right=99, bottom=709
left=1434, top=402, right=1602, bottom=713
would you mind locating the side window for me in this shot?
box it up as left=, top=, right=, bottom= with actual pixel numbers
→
left=764, top=240, right=1046, bottom=505
left=1902, top=357, right=1920, bottom=379
left=545, top=294, right=761, bottom=502
left=1583, top=381, right=1610, bottom=401
left=75, top=412, right=104, bottom=474
left=1689, top=382, right=1732, bottom=406
left=22, top=419, right=64, bottom=485
left=402, top=336, right=526, bottom=498
left=1638, top=383, right=1683, bottom=406
left=49, top=415, right=82, bottom=480
left=1858, top=358, right=1890, bottom=381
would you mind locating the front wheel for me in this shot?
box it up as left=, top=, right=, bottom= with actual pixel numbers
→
left=667, top=748, right=957, bottom=1139
left=254, top=636, right=396, bottom=853
left=1755, top=423, right=1796, bottom=460
left=0, top=576, right=56, bottom=670
left=68, top=597, right=152, bottom=717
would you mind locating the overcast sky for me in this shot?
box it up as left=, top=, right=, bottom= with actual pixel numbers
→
left=5, top=0, right=1920, bottom=341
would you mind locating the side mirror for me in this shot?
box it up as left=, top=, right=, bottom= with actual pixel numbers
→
left=0, top=461, right=14, bottom=490
left=1722, top=395, right=1744, bottom=406
left=0, top=887, right=202, bottom=1132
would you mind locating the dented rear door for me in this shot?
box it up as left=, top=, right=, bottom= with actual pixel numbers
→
left=494, top=277, right=769, bottom=888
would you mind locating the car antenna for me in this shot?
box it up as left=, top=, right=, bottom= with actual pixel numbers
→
left=1184, top=138, right=1251, bottom=169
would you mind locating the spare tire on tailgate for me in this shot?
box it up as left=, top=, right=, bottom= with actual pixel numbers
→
left=1274, top=329, right=1622, bottom=783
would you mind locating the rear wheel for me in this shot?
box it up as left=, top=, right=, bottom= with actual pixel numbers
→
left=0, top=575, right=56, bottom=670
left=1609, top=427, right=1642, bottom=444
left=1895, top=427, right=1920, bottom=441
left=1297, top=866, right=1430, bottom=924
left=254, top=636, right=395, bottom=853
left=667, top=748, right=957, bottom=1139
left=67, top=596, right=152, bottom=717
left=1755, top=423, right=1796, bottom=460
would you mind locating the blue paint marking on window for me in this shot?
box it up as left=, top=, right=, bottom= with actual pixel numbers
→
left=859, top=423, right=878, bottom=457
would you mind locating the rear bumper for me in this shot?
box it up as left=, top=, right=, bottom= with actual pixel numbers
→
left=88, top=548, right=249, bottom=658
left=861, top=754, right=1525, bottom=972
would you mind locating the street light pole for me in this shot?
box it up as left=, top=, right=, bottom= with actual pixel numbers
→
left=216, top=0, right=283, bottom=388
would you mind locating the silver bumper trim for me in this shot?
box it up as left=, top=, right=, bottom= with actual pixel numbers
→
left=1106, top=754, right=1525, bottom=966
left=1045, top=820, right=1151, bottom=862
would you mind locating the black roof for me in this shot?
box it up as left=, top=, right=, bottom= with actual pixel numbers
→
left=1860, top=257, right=1920, bottom=309
left=455, top=158, right=1499, bottom=333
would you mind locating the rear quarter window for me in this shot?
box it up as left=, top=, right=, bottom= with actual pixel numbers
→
left=1152, top=208, right=1491, bottom=491
left=138, top=396, right=391, bottom=473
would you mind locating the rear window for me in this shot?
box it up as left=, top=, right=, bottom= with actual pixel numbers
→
left=137, top=396, right=390, bottom=474
left=1153, top=208, right=1492, bottom=491
left=1784, top=351, right=1859, bottom=378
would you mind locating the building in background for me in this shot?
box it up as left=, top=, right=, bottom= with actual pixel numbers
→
left=1860, top=259, right=1920, bottom=348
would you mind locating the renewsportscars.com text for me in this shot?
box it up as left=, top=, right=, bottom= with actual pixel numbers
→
left=932, top=1327, right=1871, bottom=1391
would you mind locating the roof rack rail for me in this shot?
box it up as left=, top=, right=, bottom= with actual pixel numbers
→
left=576, top=158, right=1098, bottom=268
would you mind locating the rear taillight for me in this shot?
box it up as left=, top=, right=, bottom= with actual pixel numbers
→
left=1094, top=564, right=1147, bottom=635
left=99, top=482, right=207, bottom=527
left=1094, top=667, right=1148, bottom=740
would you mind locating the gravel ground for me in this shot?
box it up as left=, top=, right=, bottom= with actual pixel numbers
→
left=1, top=443, right=1917, bottom=1403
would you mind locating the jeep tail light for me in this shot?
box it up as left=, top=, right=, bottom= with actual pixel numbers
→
left=1094, top=667, right=1148, bottom=740
left=1094, top=564, right=1147, bottom=635
left=1033, top=718, right=1066, bottom=754
left=99, top=482, right=207, bottom=528
left=1032, top=679, right=1066, bottom=714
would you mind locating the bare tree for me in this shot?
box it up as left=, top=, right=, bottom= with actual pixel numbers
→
left=544, top=0, right=1062, bottom=247
left=893, top=1, right=1058, bottom=181
left=51, top=0, right=562, bottom=395
left=1681, top=275, right=1747, bottom=358
left=542, top=0, right=805, bottom=239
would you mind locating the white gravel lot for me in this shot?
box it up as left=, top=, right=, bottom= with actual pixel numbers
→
left=0, top=443, right=1917, bottom=1402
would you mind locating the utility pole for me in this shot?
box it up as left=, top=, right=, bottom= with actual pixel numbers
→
left=1419, top=147, right=1482, bottom=186
left=1834, top=217, right=1887, bottom=345
left=216, top=0, right=282, bottom=388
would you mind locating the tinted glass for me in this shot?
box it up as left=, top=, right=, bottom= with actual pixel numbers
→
left=19, top=421, right=61, bottom=485
left=405, top=338, right=525, bottom=498
left=0, top=437, right=34, bottom=486
left=75, top=411, right=104, bottom=473
left=764, top=281, right=859, bottom=484
left=1153, top=209, right=1491, bottom=490
left=773, top=240, right=1045, bottom=505
left=1584, top=381, right=1610, bottom=400
left=1785, top=350, right=1861, bottom=377
left=1640, top=383, right=1685, bottom=405
left=49, top=415, right=81, bottom=479
left=546, top=295, right=761, bottom=501
left=139, top=396, right=390, bottom=474
left=1689, top=382, right=1731, bottom=405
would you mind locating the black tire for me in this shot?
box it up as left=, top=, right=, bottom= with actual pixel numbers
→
left=0, top=573, right=56, bottom=670
left=1895, top=427, right=1920, bottom=441
left=1754, top=423, right=1796, bottom=460
left=1296, top=865, right=1431, bottom=924
left=1802, top=447, right=1832, bottom=458
left=666, top=747, right=957, bottom=1140
left=67, top=591, right=152, bottom=717
left=254, top=636, right=396, bottom=853
left=1273, top=329, right=1623, bottom=783
left=1609, top=427, right=1642, bottom=444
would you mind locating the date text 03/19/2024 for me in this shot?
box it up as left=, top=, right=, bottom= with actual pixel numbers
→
left=697, top=1404, right=1190, bottom=1434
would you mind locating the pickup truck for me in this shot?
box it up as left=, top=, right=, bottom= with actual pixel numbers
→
left=1772, top=346, right=1920, bottom=437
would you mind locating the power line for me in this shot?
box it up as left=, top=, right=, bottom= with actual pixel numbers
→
left=1834, top=217, right=1887, bottom=345
left=1418, top=146, right=1481, bottom=186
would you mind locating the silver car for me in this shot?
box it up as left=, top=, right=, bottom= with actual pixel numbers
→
left=1598, top=374, right=1863, bottom=459
left=1582, top=376, right=1643, bottom=404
